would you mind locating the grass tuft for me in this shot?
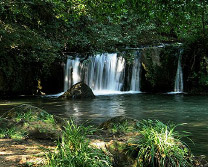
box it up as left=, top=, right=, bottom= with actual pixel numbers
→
left=110, top=120, right=134, bottom=134
left=45, top=119, right=113, bottom=167
left=129, top=120, right=194, bottom=167
left=0, top=127, right=25, bottom=139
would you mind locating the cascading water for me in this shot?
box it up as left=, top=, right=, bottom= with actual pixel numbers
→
left=130, top=51, right=141, bottom=91
left=84, top=53, right=126, bottom=92
left=64, top=53, right=141, bottom=94
left=174, top=49, right=183, bottom=93
left=64, top=57, right=82, bottom=92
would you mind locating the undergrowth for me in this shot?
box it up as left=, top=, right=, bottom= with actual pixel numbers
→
left=0, top=110, right=56, bottom=140
left=14, top=109, right=55, bottom=124
left=110, top=120, right=134, bottom=134
left=0, top=127, right=25, bottom=139
left=129, top=120, right=194, bottom=167
left=45, top=120, right=113, bottom=167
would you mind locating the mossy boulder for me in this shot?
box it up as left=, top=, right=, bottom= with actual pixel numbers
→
left=2, top=104, right=45, bottom=119
left=106, top=140, right=138, bottom=167
left=1, top=104, right=65, bottom=140
left=21, top=121, right=61, bottom=140
left=0, top=118, right=15, bottom=129
left=60, top=82, right=95, bottom=99
left=98, top=116, right=137, bottom=132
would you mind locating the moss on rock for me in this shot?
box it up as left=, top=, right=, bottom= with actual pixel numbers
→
left=0, top=104, right=65, bottom=140
left=98, top=116, right=137, bottom=132
left=60, top=82, right=95, bottom=99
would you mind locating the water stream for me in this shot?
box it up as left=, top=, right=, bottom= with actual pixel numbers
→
left=130, top=51, right=141, bottom=91
left=174, top=49, right=184, bottom=93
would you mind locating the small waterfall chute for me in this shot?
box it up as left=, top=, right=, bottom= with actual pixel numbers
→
left=64, top=57, right=82, bottom=92
left=130, top=51, right=141, bottom=91
left=174, top=49, right=183, bottom=93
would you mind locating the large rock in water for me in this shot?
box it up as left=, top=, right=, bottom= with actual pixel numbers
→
left=61, top=82, right=95, bottom=99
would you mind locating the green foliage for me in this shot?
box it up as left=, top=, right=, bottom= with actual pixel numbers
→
left=15, top=110, right=34, bottom=122
left=0, top=107, right=57, bottom=140
left=121, top=52, right=135, bottom=65
left=110, top=120, right=135, bottom=134
left=183, top=33, right=208, bottom=92
left=13, top=109, right=55, bottom=125
left=0, top=126, right=25, bottom=139
left=45, top=120, right=112, bottom=167
left=1, top=0, right=207, bottom=54
left=129, top=120, right=193, bottom=167
left=39, top=111, right=56, bottom=125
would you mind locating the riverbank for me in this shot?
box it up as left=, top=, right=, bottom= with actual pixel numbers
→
left=0, top=104, right=208, bottom=166
left=0, top=139, right=55, bottom=167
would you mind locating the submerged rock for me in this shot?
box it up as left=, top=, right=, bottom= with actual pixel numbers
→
left=60, top=82, right=95, bottom=99
left=1, top=104, right=65, bottom=140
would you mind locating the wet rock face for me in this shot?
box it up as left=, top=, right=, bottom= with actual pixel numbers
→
left=140, top=46, right=178, bottom=92
left=60, top=82, right=95, bottom=99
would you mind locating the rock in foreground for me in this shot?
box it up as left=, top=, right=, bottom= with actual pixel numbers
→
left=60, top=82, right=95, bottom=99
left=1, top=104, right=64, bottom=140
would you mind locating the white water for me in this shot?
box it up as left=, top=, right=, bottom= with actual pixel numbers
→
left=174, top=50, right=183, bottom=93
left=64, top=53, right=141, bottom=94
left=93, top=90, right=141, bottom=96
left=64, top=57, right=82, bottom=92
left=44, top=92, right=64, bottom=97
left=130, top=51, right=141, bottom=91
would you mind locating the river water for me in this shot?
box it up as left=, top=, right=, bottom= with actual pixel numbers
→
left=0, top=93, right=208, bottom=157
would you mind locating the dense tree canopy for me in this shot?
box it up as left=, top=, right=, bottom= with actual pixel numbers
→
left=1, top=0, right=207, bottom=52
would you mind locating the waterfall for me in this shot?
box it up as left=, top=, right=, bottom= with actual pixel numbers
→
left=84, top=53, right=126, bottom=91
left=64, top=57, right=82, bottom=92
left=174, top=50, right=183, bottom=93
left=64, top=53, right=141, bottom=94
left=130, top=51, right=141, bottom=91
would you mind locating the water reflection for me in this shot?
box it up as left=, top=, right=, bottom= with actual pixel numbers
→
left=63, top=97, right=127, bottom=124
